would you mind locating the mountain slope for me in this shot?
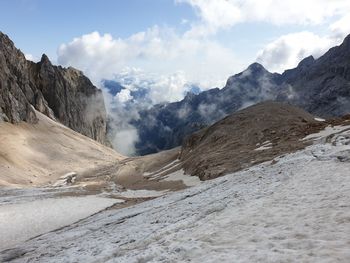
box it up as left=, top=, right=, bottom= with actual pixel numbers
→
left=0, top=32, right=109, bottom=145
left=180, top=101, right=325, bottom=179
left=0, top=110, right=123, bottom=187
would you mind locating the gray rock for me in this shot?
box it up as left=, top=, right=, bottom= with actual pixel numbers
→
left=0, top=32, right=110, bottom=145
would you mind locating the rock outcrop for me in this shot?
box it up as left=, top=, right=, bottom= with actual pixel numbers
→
left=0, top=32, right=109, bottom=145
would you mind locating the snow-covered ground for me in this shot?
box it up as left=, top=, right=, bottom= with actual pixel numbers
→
left=1, top=125, right=350, bottom=262
left=255, top=140, right=273, bottom=151
left=0, top=195, right=122, bottom=251
left=162, top=169, right=201, bottom=186
left=117, top=189, right=167, bottom=198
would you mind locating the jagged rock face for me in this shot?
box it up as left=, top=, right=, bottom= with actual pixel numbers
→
left=0, top=32, right=109, bottom=145
left=0, top=33, right=39, bottom=123
left=281, top=35, right=350, bottom=117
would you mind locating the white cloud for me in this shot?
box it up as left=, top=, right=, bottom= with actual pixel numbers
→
left=256, top=31, right=336, bottom=72
left=329, top=14, right=350, bottom=40
left=147, top=72, right=188, bottom=103
left=115, top=89, right=133, bottom=103
left=101, top=86, right=140, bottom=156
left=112, top=68, right=190, bottom=104
left=25, top=53, right=38, bottom=62
left=111, top=128, right=139, bottom=156
left=178, top=0, right=242, bottom=37
left=57, top=27, right=240, bottom=102
left=57, top=31, right=128, bottom=82
left=57, top=1, right=350, bottom=94
left=256, top=11, right=350, bottom=73
left=178, top=0, right=350, bottom=36
left=174, top=0, right=350, bottom=73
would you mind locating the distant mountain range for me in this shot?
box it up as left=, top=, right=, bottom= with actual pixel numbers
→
left=131, top=34, right=350, bottom=155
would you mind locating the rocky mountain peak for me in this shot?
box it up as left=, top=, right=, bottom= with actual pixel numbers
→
left=0, top=31, right=12, bottom=45
left=40, top=53, right=51, bottom=64
left=0, top=31, right=110, bottom=146
left=183, top=91, right=196, bottom=101
left=297, top=55, right=315, bottom=68
left=342, top=34, right=350, bottom=48
left=247, top=62, right=267, bottom=73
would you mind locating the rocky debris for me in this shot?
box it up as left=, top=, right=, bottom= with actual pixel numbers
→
left=53, top=172, right=77, bottom=187
left=180, top=101, right=327, bottom=180
left=0, top=32, right=109, bottom=145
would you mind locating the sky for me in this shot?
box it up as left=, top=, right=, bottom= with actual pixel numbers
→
left=1, top=0, right=350, bottom=103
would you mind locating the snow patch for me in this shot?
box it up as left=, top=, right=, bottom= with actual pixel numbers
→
left=0, top=196, right=119, bottom=251
left=143, top=159, right=182, bottom=180
left=162, top=169, right=201, bottom=187
left=302, top=124, right=350, bottom=142
left=118, top=189, right=167, bottom=198
left=314, top=117, right=326, bottom=122
left=255, top=141, right=273, bottom=151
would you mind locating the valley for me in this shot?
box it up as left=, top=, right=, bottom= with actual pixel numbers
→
left=1, top=25, right=350, bottom=262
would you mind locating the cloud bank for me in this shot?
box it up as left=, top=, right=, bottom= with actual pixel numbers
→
left=256, top=32, right=334, bottom=73
left=57, top=27, right=238, bottom=92
left=180, top=0, right=350, bottom=72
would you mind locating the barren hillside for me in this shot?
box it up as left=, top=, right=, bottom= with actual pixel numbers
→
left=0, top=111, right=124, bottom=187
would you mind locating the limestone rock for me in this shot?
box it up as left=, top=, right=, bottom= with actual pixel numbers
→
left=0, top=32, right=110, bottom=145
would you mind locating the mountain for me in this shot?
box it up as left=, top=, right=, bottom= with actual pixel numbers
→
left=132, top=35, right=350, bottom=155
left=132, top=63, right=284, bottom=155
left=281, top=35, right=350, bottom=117
left=0, top=32, right=110, bottom=145
left=180, top=101, right=325, bottom=180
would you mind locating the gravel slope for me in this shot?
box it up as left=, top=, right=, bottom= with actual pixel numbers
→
left=0, top=111, right=124, bottom=187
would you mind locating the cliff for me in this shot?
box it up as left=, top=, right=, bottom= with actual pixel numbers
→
left=0, top=32, right=109, bottom=145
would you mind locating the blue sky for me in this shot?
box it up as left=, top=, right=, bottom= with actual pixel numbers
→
left=0, top=0, right=194, bottom=59
left=1, top=0, right=327, bottom=61
left=1, top=0, right=350, bottom=103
